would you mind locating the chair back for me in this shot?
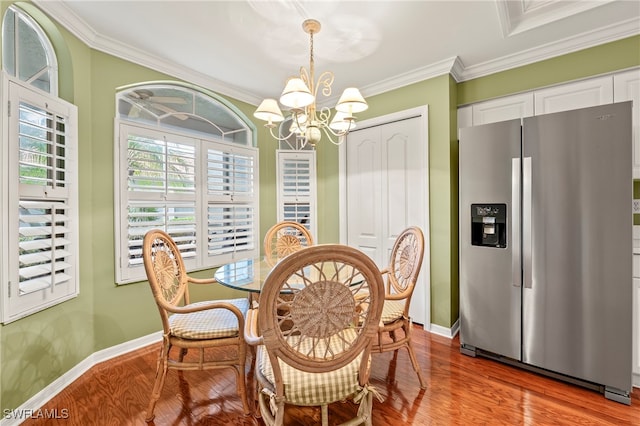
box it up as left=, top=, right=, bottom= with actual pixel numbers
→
left=258, top=244, right=384, bottom=379
left=263, top=221, right=313, bottom=265
left=387, top=226, right=425, bottom=306
left=143, top=229, right=189, bottom=330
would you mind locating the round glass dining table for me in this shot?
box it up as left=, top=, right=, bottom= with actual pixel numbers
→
left=214, top=257, right=275, bottom=293
left=214, top=256, right=366, bottom=295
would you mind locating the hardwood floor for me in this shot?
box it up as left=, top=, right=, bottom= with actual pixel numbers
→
left=22, top=326, right=640, bottom=425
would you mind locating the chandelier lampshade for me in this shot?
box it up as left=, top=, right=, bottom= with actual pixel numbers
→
left=253, top=18, right=368, bottom=148
left=280, top=78, right=315, bottom=109
left=254, top=98, right=284, bottom=126
left=335, top=87, right=368, bottom=114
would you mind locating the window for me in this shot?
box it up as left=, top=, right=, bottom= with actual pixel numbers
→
left=115, top=84, right=258, bottom=284
left=2, top=5, right=57, bottom=95
left=276, top=150, right=317, bottom=240
left=1, top=6, right=78, bottom=323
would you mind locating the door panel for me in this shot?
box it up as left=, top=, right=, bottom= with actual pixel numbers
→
left=459, top=119, right=522, bottom=360
left=522, top=103, right=632, bottom=392
left=346, top=127, right=383, bottom=266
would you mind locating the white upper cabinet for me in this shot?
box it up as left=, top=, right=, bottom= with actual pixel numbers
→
left=459, top=69, right=640, bottom=176
left=534, top=76, right=613, bottom=115
left=472, top=93, right=534, bottom=126
left=614, top=69, right=640, bottom=179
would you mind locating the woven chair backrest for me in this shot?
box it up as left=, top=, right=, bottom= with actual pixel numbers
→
left=258, top=244, right=384, bottom=373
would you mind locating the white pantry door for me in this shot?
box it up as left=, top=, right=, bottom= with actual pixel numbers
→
left=343, top=108, right=430, bottom=326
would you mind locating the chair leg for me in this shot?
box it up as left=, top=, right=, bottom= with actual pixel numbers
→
left=178, top=347, right=187, bottom=362
left=321, top=404, right=329, bottom=426
left=235, top=364, right=250, bottom=414
left=146, top=342, right=170, bottom=422
left=405, top=340, right=427, bottom=389
left=234, top=343, right=249, bottom=415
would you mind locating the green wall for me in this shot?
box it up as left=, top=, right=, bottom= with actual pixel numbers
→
left=0, top=0, right=639, bottom=413
left=458, top=35, right=640, bottom=105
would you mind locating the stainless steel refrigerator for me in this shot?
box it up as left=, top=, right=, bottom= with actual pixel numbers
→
left=459, top=102, right=633, bottom=404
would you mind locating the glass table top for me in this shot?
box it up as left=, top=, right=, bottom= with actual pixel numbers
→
left=214, top=258, right=274, bottom=293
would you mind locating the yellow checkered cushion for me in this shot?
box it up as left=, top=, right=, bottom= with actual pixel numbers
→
left=258, top=329, right=365, bottom=406
left=169, top=298, right=249, bottom=339
left=380, top=299, right=405, bottom=324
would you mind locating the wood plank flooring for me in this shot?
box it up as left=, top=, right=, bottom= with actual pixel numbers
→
left=21, top=326, right=640, bottom=425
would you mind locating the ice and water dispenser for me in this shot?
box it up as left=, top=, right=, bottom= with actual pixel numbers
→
left=471, top=203, right=507, bottom=248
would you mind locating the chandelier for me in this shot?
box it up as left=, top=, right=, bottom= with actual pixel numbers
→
left=253, top=19, right=368, bottom=148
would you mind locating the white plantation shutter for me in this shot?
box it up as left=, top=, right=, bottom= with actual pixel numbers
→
left=116, top=124, right=258, bottom=283
left=3, top=79, right=79, bottom=323
left=122, top=129, right=198, bottom=274
left=276, top=150, right=316, bottom=239
left=206, top=144, right=257, bottom=262
left=18, top=200, right=72, bottom=294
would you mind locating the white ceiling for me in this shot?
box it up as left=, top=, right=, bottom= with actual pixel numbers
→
left=33, top=0, right=640, bottom=106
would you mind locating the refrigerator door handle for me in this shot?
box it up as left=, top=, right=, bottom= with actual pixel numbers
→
left=523, top=157, right=532, bottom=289
left=512, top=158, right=521, bottom=288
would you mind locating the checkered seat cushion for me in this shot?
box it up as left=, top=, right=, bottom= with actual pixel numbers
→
left=257, top=328, right=366, bottom=406
left=169, top=298, right=249, bottom=339
left=380, top=299, right=405, bottom=324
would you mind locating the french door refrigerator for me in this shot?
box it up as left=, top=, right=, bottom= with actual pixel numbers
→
left=459, top=102, right=633, bottom=404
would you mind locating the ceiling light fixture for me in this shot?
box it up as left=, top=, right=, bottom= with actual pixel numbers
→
left=253, top=19, right=368, bottom=149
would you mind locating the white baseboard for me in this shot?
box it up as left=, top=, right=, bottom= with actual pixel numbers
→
left=429, top=318, right=459, bottom=339
left=0, top=331, right=162, bottom=426
left=634, top=372, right=639, bottom=389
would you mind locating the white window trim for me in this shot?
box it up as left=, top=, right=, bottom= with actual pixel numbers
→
left=114, top=120, right=259, bottom=284
left=1, top=73, right=79, bottom=323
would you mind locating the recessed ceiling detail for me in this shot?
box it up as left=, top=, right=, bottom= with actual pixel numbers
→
left=496, top=0, right=617, bottom=37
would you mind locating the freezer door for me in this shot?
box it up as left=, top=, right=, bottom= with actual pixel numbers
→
left=459, top=119, right=522, bottom=360
left=522, top=102, right=633, bottom=393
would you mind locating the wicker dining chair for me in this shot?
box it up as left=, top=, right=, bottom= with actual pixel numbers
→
left=263, top=221, right=313, bottom=266
left=372, top=226, right=427, bottom=389
left=244, top=244, right=385, bottom=426
left=142, top=229, right=251, bottom=422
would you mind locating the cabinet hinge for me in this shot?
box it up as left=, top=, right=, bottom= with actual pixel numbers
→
left=8, top=281, right=11, bottom=297
left=7, top=100, right=11, bottom=118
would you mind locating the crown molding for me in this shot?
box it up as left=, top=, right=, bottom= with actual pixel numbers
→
left=361, top=56, right=464, bottom=98
left=459, top=17, right=640, bottom=82
left=33, top=1, right=640, bottom=103
left=32, top=1, right=263, bottom=106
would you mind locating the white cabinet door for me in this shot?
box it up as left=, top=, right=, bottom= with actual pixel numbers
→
left=534, top=76, right=613, bottom=114
left=471, top=93, right=534, bottom=125
left=614, top=69, right=640, bottom=178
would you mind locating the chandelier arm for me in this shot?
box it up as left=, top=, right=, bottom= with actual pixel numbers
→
left=266, top=124, right=297, bottom=142
left=316, top=106, right=332, bottom=127
left=320, top=124, right=346, bottom=146
left=314, top=71, right=335, bottom=99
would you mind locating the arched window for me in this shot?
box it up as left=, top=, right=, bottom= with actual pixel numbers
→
left=114, top=83, right=258, bottom=284
left=1, top=5, right=78, bottom=323
left=2, top=5, right=58, bottom=95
